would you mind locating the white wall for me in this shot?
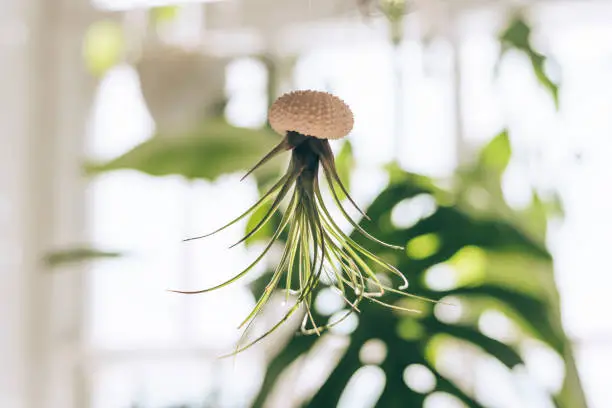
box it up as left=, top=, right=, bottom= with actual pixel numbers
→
left=1, top=0, right=99, bottom=406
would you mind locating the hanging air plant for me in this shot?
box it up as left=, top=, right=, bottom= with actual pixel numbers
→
left=173, top=90, right=420, bottom=355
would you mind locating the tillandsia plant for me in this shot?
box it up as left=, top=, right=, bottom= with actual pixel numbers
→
left=172, top=90, right=424, bottom=355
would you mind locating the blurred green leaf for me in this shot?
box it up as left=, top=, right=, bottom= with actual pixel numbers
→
left=478, top=129, right=511, bottom=174
left=380, top=0, right=408, bottom=21
left=499, top=15, right=559, bottom=108
left=251, top=334, right=316, bottom=408
left=150, top=5, right=180, bottom=24
left=406, top=233, right=441, bottom=260
left=458, top=129, right=555, bottom=244
left=397, top=318, right=426, bottom=341
left=45, top=247, right=122, bottom=268
left=252, top=145, right=582, bottom=408
left=334, top=140, right=355, bottom=200
left=85, top=119, right=281, bottom=181
left=83, top=20, right=125, bottom=77
left=435, top=374, right=485, bottom=408
left=380, top=0, right=408, bottom=44
left=448, top=285, right=564, bottom=353
left=434, top=323, right=524, bottom=368
left=243, top=199, right=283, bottom=247
left=543, top=191, right=564, bottom=218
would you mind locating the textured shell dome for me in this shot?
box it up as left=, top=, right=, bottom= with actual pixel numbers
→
left=268, top=90, right=354, bottom=140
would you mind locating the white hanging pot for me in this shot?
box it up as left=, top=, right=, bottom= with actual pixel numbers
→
left=135, top=44, right=227, bottom=134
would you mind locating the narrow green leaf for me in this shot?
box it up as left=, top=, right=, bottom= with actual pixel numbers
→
left=45, top=247, right=122, bottom=268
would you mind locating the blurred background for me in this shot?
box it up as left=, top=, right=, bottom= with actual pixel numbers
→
left=3, top=0, right=612, bottom=407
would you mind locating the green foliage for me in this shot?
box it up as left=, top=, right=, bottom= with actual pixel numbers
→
left=478, top=129, right=510, bottom=173
left=379, top=0, right=408, bottom=44
left=150, top=5, right=181, bottom=24
left=70, top=120, right=282, bottom=269
left=83, top=20, right=125, bottom=77
left=334, top=140, right=355, bottom=199
left=81, top=11, right=582, bottom=407
left=458, top=128, right=562, bottom=246
left=85, top=119, right=282, bottom=181
left=45, top=247, right=122, bottom=268
left=250, top=135, right=583, bottom=408
left=243, top=199, right=283, bottom=247
left=499, top=14, right=560, bottom=108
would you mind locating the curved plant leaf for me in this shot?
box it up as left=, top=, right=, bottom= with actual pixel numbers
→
left=251, top=163, right=581, bottom=408
left=85, top=119, right=282, bottom=181
left=499, top=14, right=559, bottom=108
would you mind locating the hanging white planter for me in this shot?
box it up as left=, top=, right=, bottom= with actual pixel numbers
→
left=135, top=44, right=227, bottom=135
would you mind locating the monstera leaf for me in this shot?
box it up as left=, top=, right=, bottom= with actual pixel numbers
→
left=86, top=119, right=282, bottom=182
left=248, top=135, right=585, bottom=408
left=252, top=179, right=563, bottom=407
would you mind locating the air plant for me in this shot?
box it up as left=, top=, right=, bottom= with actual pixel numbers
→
left=172, top=90, right=421, bottom=355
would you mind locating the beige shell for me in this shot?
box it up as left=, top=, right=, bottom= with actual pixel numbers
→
left=268, top=90, right=354, bottom=140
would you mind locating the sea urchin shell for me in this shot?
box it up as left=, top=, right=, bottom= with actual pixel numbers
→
left=268, top=90, right=354, bottom=140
